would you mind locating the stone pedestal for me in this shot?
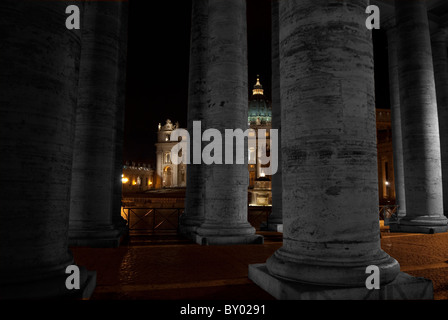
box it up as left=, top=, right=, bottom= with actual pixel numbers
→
left=394, top=0, right=448, bottom=233
left=194, top=0, right=262, bottom=245
left=68, top=1, right=129, bottom=247
left=0, top=1, right=95, bottom=299
left=389, top=223, right=447, bottom=235
left=181, top=0, right=208, bottom=239
left=196, top=234, right=263, bottom=246
left=249, top=264, right=433, bottom=300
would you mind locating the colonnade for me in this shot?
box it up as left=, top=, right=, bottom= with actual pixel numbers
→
left=182, top=0, right=445, bottom=299
left=386, top=0, right=448, bottom=233
left=0, top=1, right=128, bottom=298
left=1, top=0, right=446, bottom=300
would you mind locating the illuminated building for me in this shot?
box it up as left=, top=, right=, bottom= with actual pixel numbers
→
left=154, top=119, right=187, bottom=188
left=121, top=162, right=154, bottom=193
left=248, top=76, right=273, bottom=206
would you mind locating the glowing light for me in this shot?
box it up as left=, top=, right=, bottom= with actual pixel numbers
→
left=252, top=76, right=264, bottom=96
left=385, top=181, right=390, bottom=186
left=121, top=175, right=129, bottom=184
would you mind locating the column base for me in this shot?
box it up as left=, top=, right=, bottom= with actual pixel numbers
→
left=260, top=222, right=283, bottom=232
left=179, top=217, right=204, bottom=240
left=384, top=211, right=406, bottom=226
left=389, top=215, right=448, bottom=234
left=195, top=223, right=264, bottom=245
left=389, top=223, right=448, bottom=234
left=0, top=266, right=96, bottom=300
left=179, top=225, right=198, bottom=240
left=248, top=264, right=433, bottom=300
left=69, top=227, right=128, bottom=248
left=195, top=234, right=264, bottom=246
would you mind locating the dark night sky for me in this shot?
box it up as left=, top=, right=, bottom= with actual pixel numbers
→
left=123, top=0, right=388, bottom=167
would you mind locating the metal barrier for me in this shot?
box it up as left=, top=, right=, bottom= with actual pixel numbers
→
left=379, top=205, right=399, bottom=220
left=122, top=206, right=273, bottom=233
left=122, top=205, right=396, bottom=233
left=122, top=207, right=184, bottom=233
left=248, top=206, right=272, bottom=230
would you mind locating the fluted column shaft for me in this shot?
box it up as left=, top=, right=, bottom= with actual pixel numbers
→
left=386, top=26, right=406, bottom=219
left=395, top=0, right=448, bottom=232
left=0, top=1, right=94, bottom=298
left=195, top=0, right=262, bottom=245
left=181, top=0, right=208, bottom=236
left=69, top=1, right=129, bottom=247
left=265, top=0, right=399, bottom=286
left=432, top=29, right=448, bottom=218
left=111, top=1, right=129, bottom=236
left=267, top=0, right=283, bottom=231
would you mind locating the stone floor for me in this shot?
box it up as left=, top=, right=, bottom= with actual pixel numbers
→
left=70, top=223, right=448, bottom=300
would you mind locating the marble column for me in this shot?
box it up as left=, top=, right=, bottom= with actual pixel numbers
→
left=386, top=26, right=407, bottom=227
left=180, top=0, right=208, bottom=237
left=195, top=0, right=263, bottom=245
left=0, top=1, right=95, bottom=299
left=69, top=1, right=129, bottom=247
left=432, top=28, right=448, bottom=218
left=249, top=0, right=432, bottom=299
left=394, top=0, right=448, bottom=233
left=266, top=0, right=283, bottom=232
left=111, top=3, right=129, bottom=237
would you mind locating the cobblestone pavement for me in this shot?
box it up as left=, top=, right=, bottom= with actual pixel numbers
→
left=70, top=227, right=448, bottom=300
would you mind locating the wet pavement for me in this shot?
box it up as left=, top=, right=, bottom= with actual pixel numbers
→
left=70, top=225, right=448, bottom=300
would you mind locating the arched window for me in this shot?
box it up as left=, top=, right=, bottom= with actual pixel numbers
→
left=165, top=152, right=171, bottom=164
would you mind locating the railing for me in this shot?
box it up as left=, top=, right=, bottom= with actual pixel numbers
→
left=122, top=207, right=184, bottom=233
left=121, top=205, right=396, bottom=233
left=121, top=206, right=273, bottom=233
left=379, top=205, right=399, bottom=220
left=248, top=206, right=272, bottom=230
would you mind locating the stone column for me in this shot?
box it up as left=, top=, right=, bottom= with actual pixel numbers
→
left=180, top=0, right=208, bottom=237
left=195, top=0, right=263, bottom=245
left=249, top=0, right=432, bottom=299
left=111, top=3, right=129, bottom=236
left=394, top=0, right=448, bottom=233
left=266, top=0, right=283, bottom=232
left=69, top=1, right=129, bottom=247
left=0, top=1, right=95, bottom=299
left=432, top=29, right=448, bottom=218
left=386, top=26, right=407, bottom=227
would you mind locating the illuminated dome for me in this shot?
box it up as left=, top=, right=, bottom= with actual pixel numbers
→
left=248, top=76, right=271, bottom=126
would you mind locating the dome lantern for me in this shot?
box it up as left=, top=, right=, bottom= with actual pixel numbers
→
left=252, top=75, right=264, bottom=96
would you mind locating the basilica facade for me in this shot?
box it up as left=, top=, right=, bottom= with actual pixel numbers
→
left=151, top=77, right=275, bottom=206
